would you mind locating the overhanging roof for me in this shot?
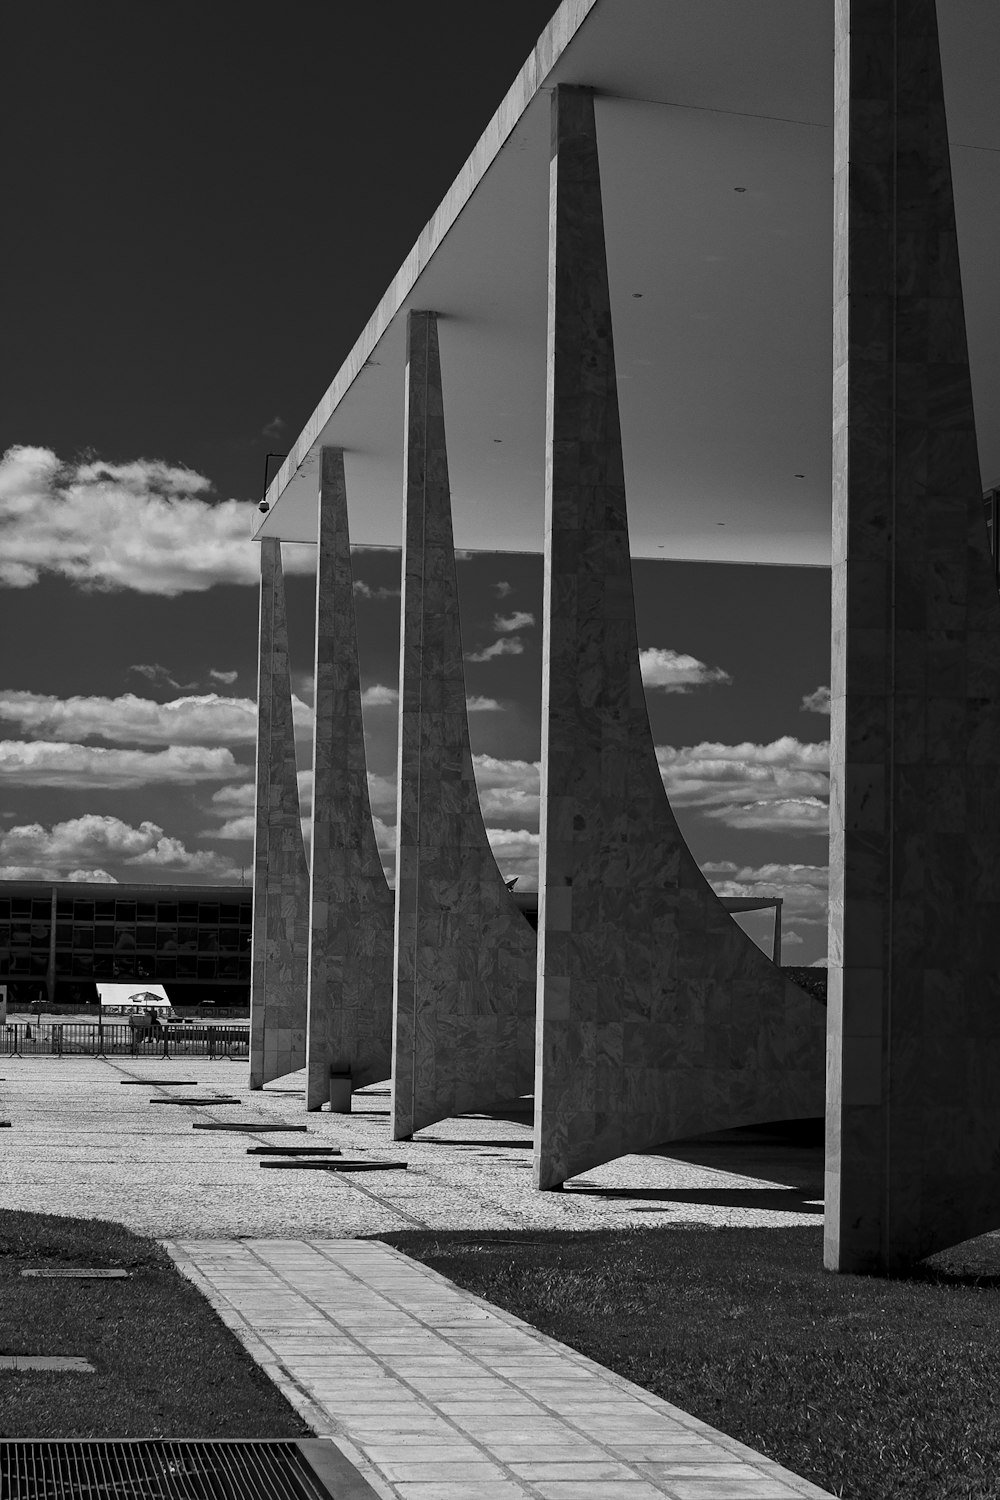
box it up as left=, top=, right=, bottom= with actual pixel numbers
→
left=253, top=0, right=1000, bottom=565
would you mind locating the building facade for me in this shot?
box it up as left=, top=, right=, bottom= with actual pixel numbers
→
left=0, top=880, right=252, bottom=1010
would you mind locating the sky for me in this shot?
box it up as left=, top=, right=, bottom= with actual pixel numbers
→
left=0, top=1, right=833, bottom=966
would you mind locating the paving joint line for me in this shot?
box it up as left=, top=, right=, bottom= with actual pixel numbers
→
left=236, top=1239, right=553, bottom=1500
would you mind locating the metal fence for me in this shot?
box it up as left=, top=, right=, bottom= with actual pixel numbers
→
left=0, top=1022, right=249, bottom=1060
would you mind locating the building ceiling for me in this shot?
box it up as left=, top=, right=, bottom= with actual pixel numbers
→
left=253, top=0, right=1000, bottom=565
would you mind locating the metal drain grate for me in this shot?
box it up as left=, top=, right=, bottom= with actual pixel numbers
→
left=0, top=1439, right=378, bottom=1500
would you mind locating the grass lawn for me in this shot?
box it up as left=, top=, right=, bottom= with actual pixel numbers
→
left=383, top=1225, right=1000, bottom=1500
left=0, top=1210, right=313, bottom=1438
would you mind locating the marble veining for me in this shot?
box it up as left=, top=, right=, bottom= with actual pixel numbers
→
left=250, top=539, right=310, bottom=1089
left=305, top=447, right=394, bottom=1110
left=825, top=0, right=1000, bottom=1271
left=533, top=87, right=825, bottom=1190
left=391, top=310, right=536, bottom=1140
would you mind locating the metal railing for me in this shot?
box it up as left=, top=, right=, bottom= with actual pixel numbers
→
left=1, top=1022, right=249, bottom=1060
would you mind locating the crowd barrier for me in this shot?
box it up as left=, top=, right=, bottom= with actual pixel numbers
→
left=0, top=1022, right=249, bottom=1060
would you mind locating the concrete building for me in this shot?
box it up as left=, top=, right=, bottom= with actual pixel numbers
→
left=0, top=880, right=252, bottom=1011
left=250, top=0, right=1000, bottom=1272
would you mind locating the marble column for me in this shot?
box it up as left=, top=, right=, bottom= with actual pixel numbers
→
left=391, top=309, right=536, bottom=1140
left=249, top=538, right=310, bottom=1088
left=825, top=0, right=1000, bottom=1272
left=305, top=447, right=394, bottom=1110
left=534, top=87, right=826, bottom=1190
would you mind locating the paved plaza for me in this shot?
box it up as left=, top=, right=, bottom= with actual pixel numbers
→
left=0, top=1057, right=834, bottom=1497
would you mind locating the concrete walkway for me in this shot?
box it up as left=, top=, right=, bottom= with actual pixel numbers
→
left=166, top=1237, right=835, bottom=1500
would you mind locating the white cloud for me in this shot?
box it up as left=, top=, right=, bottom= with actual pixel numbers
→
left=467, top=696, right=502, bottom=712
left=129, top=663, right=199, bottom=693
left=209, top=668, right=239, bottom=686
left=361, top=684, right=399, bottom=707
left=0, top=690, right=257, bottom=746
left=466, top=636, right=525, bottom=663
left=703, top=797, right=829, bottom=832
left=801, top=685, right=832, bottom=715
left=0, top=445, right=316, bottom=595
left=494, top=581, right=513, bottom=598
left=353, top=580, right=400, bottom=601
left=485, top=827, right=540, bottom=889
left=212, top=816, right=256, bottom=841
left=473, top=755, right=540, bottom=827
left=0, top=740, right=245, bottom=788
left=782, top=931, right=805, bottom=947
left=366, top=772, right=396, bottom=819
left=0, top=816, right=239, bottom=881
left=494, top=611, right=534, bottom=634
left=655, top=737, right=829, bottom=816
left=705, top=860, right=829, bottom=927
left=0, top=865, right=119, bottom=882
left=639, top=648, right=732, bottom=693
left=210, top=783, right=256, bottom=814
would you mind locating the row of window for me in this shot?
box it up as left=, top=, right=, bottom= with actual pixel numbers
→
left=0, top=925, right=252, bottom=952
left=2, top=953, right=251, bottom=981
left=0, top=898, right=250, bottom=925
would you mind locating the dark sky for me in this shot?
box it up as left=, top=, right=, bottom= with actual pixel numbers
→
left=6, top=1, right=560, bottom=501
left=0, top=1, right=832, bottom=962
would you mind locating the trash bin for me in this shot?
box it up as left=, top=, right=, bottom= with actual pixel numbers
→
left=329, top=1072, right=352, bottom=1113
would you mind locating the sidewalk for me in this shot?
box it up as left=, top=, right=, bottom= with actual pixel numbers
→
left=166, top=1237, right=836, bottom=1500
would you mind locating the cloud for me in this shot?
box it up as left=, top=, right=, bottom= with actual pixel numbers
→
left=210, top=783, right=255, bottom=814
left=782, top=931, right=805, bottom=947
left=703, top=797, right=829, bottom=832
left=705, top=859, right=829, bottom=929
left=129, top=663, right=199, bottom=694
left=261, top=416, right=286, bottom=441
left=211, top=816, right=256, bottom=841
left=0, top=740, right=246, bottom=788
left=467, top=696, right=502, bottom=712
left=0, top=865, right=118, bottom=883
left=473, top=755, right=540, bottom=826
left=494, top=611, right=534, bottom=634
left=639, top=648, right=732, bottom=693
left=494, top=581, right=513, bottom=598
left=0, top=815, right=239, bottom=881
left=209, top=668, right=239, bottom=686
left=485, top=827, right=540, bottom=889
left=361, top=684, right=399, bottom=707
left=0, top=445, right=316, bottom=594
left=0, top=690, right=258, bottom=746
left=801, top=685, right=832, bottom=715
left=655, top=737, right=828, bottom=810
left=465, top=636, right=526, bottom=663
left=353, top=580, right=400, bottom=601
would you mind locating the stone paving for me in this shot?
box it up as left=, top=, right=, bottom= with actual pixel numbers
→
left=167, top=1238, right=834, bottom=1500
left=0, top=1056, right=824, bottom=1237
left=0, top=1055, right=834, bottom=1498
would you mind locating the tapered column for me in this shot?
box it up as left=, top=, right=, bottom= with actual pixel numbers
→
left=825, top=0, right=1000, bottom=1271
left=249, top=538, right=310, bottom=1088
left=305, top=448, right=394, bottom=1110
left=391, top=310, right=536, bottom=1140
left=534, top=87, right=825, bottom=1190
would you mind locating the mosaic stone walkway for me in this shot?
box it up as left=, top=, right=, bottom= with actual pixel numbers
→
left=166, top=1238, right=835, bottom=1500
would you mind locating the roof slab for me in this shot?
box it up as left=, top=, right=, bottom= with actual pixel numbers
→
left=253, top=0, right=1000, bottom=565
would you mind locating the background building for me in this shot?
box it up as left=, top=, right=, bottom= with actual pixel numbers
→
left=0, top=880, right=251, bottom=1011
